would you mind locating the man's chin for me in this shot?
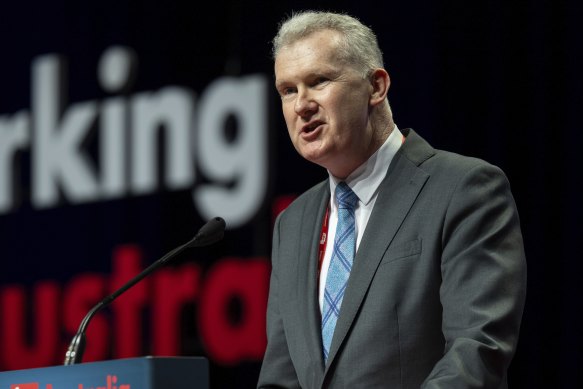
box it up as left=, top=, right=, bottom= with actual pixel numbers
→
left=303, top=155, right=334, bottom=174
left=298, top=149, right=327, bottom=165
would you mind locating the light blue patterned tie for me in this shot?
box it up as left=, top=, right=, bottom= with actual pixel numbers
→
left=322, top=182, right=358, bottom=361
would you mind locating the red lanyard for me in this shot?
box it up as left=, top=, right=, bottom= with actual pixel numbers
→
left=317, top=205, right=331, bottom=276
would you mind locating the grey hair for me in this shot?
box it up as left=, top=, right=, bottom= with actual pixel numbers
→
left=272, top=11, right=384, bottom=77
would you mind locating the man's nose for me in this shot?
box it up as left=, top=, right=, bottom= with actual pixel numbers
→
left=294, top=89, right=317, bottom=117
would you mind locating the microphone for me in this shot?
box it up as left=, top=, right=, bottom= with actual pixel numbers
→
left=63, top=216, right=226, bottom=365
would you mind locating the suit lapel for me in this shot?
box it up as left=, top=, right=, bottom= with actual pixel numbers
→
left=324, top=129, right=433, bottom=370
left=297, top=182, right=330, bottom=373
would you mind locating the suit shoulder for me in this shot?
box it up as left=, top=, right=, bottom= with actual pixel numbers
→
left=425, top=148, right=507, bottom=179
left=413, top=149, right=513, bottom=204
left=400, top=129, right=506, bottom=179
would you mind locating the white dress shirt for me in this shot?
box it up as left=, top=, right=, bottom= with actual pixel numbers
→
left=318, top=125, right=403, bottom=311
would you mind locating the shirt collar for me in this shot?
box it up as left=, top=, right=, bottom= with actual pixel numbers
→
left=328, top=124, right=403, bottom=206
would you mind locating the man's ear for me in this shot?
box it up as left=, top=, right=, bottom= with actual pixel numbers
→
left=369, top=68, right=390, bottom=107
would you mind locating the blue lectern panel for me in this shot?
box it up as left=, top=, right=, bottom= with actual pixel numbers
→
left=0, top=357, right=209, bottom=389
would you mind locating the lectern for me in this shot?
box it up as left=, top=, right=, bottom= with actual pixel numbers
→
left=0, top=356, right=209, bottom=389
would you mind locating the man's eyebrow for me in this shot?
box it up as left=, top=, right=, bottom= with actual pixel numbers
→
left=274, top=79, right=290, bottom=89
left=275, top=70, right=332, bottom=85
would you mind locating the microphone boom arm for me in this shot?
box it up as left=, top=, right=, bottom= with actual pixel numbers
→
left=63, top=217, right=225, bottom=365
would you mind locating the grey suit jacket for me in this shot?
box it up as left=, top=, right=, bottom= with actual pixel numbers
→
left=258, top=129, right=527, bottom=388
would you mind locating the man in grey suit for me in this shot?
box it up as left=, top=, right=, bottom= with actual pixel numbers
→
left=258, top=10, right=526, bottom=388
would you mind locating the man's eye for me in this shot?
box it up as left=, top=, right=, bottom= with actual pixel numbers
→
left=281, top=87, right=296, bottom=96
left=313, top=77, right=329, bottom=87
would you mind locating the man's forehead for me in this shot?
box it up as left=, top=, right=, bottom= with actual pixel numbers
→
left=274, top=54, right=340, bottom=86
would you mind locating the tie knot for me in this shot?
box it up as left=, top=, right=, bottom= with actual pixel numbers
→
left=335, top=182, right=358, bottom=210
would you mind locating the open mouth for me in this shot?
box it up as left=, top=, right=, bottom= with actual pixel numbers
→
left=303, top=121, right=323, bottom=133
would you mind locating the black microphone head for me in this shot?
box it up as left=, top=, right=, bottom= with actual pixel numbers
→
left=189, top=217, right=226, bottom=247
